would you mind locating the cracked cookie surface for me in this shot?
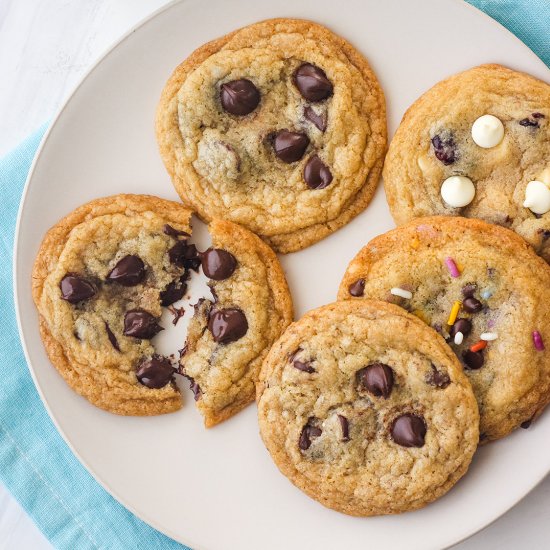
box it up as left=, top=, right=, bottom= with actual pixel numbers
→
left=384, top=64, right=550, bottom=261
left=32, top=194, right=194, bottom=415
left=181, top=219, right=293, bottom=427
left=339, top=216, right=550, bottom=442
left=257, top=300, right=478, bottom=516
left=156, top=18, right=386, bottom=253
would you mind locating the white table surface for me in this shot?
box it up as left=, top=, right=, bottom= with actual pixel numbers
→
left=1, top=1, right=549, bottom=549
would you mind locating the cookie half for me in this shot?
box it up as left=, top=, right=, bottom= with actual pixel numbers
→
left=383, top=64, right=550, bottom=261
left=338, top=216, right=550, bottom=442
left=181, top=219, right=293, bottom=427
left=156, top=18, right=386, bottom=253
left=258, top=300, right=478, bottom=516
left=32, top=195, right=293, bottom=420
left=32, top=195, right=193, bottom=415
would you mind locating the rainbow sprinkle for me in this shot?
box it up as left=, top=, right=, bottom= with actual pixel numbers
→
left=447, top=301, right=461, bottom=326
left=454, top=332, right=464, bottom=345
left=480, top=332, right=498, bottom=341
left=533, top=331, right=545, bottom=351
left=445, top=257, right=461, bottom=278
left=470, top=341, right=487, bottom=352
left=391, top=287, right=412, bottom=299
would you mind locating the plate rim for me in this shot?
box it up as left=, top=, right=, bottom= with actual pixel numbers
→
left=12, top=1, right=550, bottom=548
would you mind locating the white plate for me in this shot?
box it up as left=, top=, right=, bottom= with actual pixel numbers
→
left=13, top=1, right=550, bottom=549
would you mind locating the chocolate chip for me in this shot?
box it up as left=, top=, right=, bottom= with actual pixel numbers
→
left=106, top=255, right=145, bottom=286
left=431, top=134, right=457, bottom=165
left=220, top=79, right=260, bottom=116
left=532, top=112, right=545, bottom=119
left=163, top=224, right=190, bottom=238
left=426, top=363, right=450, bottom=388
left=160, top=279, right=187, bottom=306
left=293, top=360, right=315, bottom=373
left=357, top=363, right=394, bottom=398
left=338, top=415, right=350, bottom=442
left=294, top=63, right=333, bottom=102
left=519, top=117, right=539, bottom=128
left=123, top=310, right=164, bottom=339
left=391, top=414, right=427, bottom=447
left=184, top=375, right=201, bottom=401
left=273, top=130, right=310, bottom=163
left=449, top=318, right=472, bottom=339
left=208, top=308, right=248, bottom=344
left=348, top=278, right=365, bottom=297
left=201, top=248, right=237, bottom=280
left=539, top=229, right=550, bottom=241
left=298, top=418, right=322, bottom=450
left=463, top=297, right=482, bottom=313
left=304, top=106, right=327, bottom=132
left=105, top=322, right=120, bottom=351
left=169, top=241, right=201, bottom=271
left=167, top=305, right=185, bottom=326
left=304, top=155, right=333, bottom=189
left=304, top=105, right=327, bottom=132
left=59, top=274, right=96, bottom=304
left=461, top=283, right=476, bottom=298
left=462, top=350, right=484, bottom=369
left=178, top=345, right=188, bottom=359
left=136, top=355, right=175, bottom=389
left=521, top=419, right=532, bottom=429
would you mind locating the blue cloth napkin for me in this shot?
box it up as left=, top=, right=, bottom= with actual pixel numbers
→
left=0, top=2, right=548, bottom=549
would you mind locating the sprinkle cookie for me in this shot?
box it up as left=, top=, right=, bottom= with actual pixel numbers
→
left=383, top=64, right=550, bottom=261
left=257, top=300, right=479, bottom=516
left=339, top=216, right=550, bottom=442
left=156, top=18, right=387, bottom=253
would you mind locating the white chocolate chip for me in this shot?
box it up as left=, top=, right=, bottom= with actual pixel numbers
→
left=390, top=287, right=412, bottom=299
left=480, top=332, right=498, bottom=341
left=441, top=176, right=475, bottom=208
left=454, top=332, right=464, bottom=345
left=471, top=115, right=505, bottom=148
left=523, top=180, right=550, bottom=215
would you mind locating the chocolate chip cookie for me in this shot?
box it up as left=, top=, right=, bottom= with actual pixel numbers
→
left=181, top=219, right=293, bottom=427
left=156, top=18, right=386, bottom=253
left=339, top=216, right=550, bottom=442
left=383, top=64, right=550, bottom=261
left=257, top=300, right=478, bottom=516
left=32, top=195, right=293, bottom=420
